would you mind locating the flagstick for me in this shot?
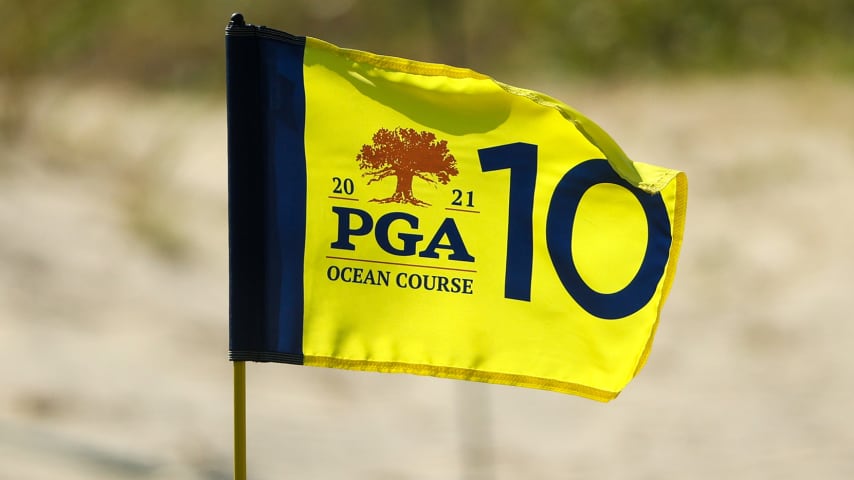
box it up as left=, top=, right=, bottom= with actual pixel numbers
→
left=234, top=361, right=247, bottom=480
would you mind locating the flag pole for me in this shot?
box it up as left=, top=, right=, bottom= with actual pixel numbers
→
left=234, top=361, right=247, bottom=480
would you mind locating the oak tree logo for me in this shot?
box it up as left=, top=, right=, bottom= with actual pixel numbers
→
left=357, top=127, right=458, bottom=207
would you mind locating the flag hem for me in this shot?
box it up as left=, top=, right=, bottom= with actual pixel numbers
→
left=303, top=355, right=618, bottom=402
left=633, top=171, right=688, bottom=376
left=228, top=350, right=618, bottom=401
left=306, top=37, right=490, bottom=80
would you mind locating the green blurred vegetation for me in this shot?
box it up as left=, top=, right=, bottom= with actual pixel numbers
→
left=2, top=0, right=853, bottom=90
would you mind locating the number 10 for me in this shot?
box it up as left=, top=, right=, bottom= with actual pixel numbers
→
left=478, top=143, right=672, bottom=320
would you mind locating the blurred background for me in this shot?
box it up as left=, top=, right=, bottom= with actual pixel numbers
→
left=1, top=0, right=853, bottom=479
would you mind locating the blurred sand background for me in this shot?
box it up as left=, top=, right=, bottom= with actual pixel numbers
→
left=1, top=1, right=853, bottom=479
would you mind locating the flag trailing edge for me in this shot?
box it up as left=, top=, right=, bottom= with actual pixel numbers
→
left=226, top=14, right=687, bottom=402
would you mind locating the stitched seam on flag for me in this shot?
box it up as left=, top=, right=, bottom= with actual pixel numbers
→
left=633, top=172, right=688, bottom=376
left=656, top=172, right=688, bottom=312
left=303, top=355, right=619, bottom=402
left=307, top=37, right=490, bottom=80
left=638, top=169, right=680, bottom=193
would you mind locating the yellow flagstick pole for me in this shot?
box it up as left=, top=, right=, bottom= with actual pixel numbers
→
left=234, top=361, right=247, bottom=480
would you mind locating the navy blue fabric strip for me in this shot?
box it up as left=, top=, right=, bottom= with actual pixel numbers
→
left=259, top=36, right=307, bottom=356
left=226, top=24, right=306, bottom=361
left=227, top=30, right=267, bottom=355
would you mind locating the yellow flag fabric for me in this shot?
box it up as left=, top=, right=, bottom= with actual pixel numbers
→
left=226, top=19, right=687, bottom=401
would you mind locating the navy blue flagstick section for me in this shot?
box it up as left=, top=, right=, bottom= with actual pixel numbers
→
left=227, top=14, right=307, bottom=364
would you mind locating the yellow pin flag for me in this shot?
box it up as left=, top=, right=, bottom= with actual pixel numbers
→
left=226, top=16, right=687, bottom=402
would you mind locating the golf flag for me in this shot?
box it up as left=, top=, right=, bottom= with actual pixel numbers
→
left=226, top=15, right=687, bottom=401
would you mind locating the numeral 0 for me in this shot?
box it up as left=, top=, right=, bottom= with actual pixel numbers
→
left=478, top=143, right=673, bottom=319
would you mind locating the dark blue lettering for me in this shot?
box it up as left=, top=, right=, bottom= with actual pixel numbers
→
left=418, top=218, right=475, bottom=262
left=330, top=206, right=373, bottom=250
left=546, top=159, right=672, bottom=319
left=478, top=143, right=536, bottom=301
left=375, top=212, right=423, bottom=256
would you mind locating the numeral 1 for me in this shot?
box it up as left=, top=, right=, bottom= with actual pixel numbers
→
left=478, top=143, right=537, bottom=301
